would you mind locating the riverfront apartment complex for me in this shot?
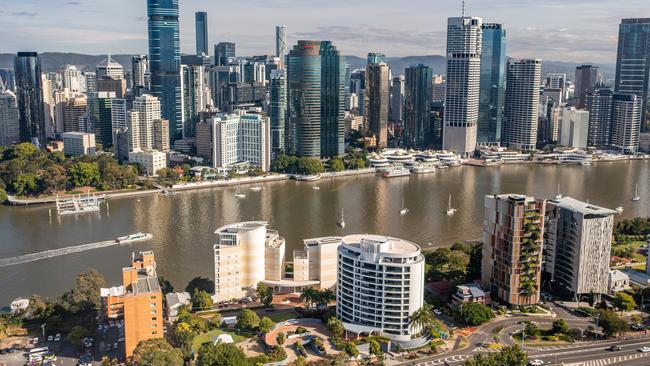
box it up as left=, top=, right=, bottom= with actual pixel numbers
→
left=336, top=234, right=425, bottom=342
left=544, top=197, right=616, bottom=299
left=482, top=194, right=546, bottom=306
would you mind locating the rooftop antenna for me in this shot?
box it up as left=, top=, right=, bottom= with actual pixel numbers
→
left=462, top=0, right=466, bottom=17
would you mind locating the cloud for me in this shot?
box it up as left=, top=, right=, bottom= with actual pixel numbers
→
left=65, top=1, right=81, bottom=5
left=11, top=11, right=38, bottom=17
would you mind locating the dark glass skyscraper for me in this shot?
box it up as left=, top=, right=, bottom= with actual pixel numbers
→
left=286, top=40, right=346, bottom=158
left=14, top=52, right=45, bottom=146
left=614, top=18, right=650, bottom=131
left=574, top=65, right=600, bottom=109
left=195, top=12, right=208, bottom=56
left=269, top=70, right=287, bottom=158
left=585, top=87, right=613, bottom=147
left=215, top=42, right=236, bottom=66
left=478, top=23, right=506, bottom=144
left=403, top=64, right=432, bottom=149
left=147, top=0, right=181, bottom=140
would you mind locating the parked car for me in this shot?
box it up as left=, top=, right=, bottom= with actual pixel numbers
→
left=528, top=360, right=544, bottom=366
left=609, top=345, right=622, bottom=351
left=433, top=309, right=442, bottom=315
left=640, top=347, right=650, bottom=353
left=54, top=334, right=61, bottom=342
left=47, top=335, right=54, bottom=342
left=113, top=342, right=119, bottom=350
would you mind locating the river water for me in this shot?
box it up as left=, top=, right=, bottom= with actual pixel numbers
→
left=1, top=161, right=649, bottom=306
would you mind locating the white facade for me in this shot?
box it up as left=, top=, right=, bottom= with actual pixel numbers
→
left=611, top=93, right=642, bottom=153
left=63, top=65, right=86, bottom=94
left=442, top=17, right=482, bottom=157
left=131, top=94, right=161, bottom=151
left=209, top=112, right=270, bottom=172
left=608, top=270, right=631, bottom=294
left=62, top=132, right=96, bottom=157
left=111, top=98, right=128, bottom=130
left=336, top=234, right=425, bottom=342
left=96, top=55, right=124, bottom=80
left=0, top=90, right=20, bottom=146
left=502, top=59, right=542, bottom=151
left=559, top=107, right=589, bottom=149
left=544, top=197, right=616, bottom=297
left=128, top=149, right=167, bottom=176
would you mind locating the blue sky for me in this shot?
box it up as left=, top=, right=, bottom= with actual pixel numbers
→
left=1, top=0, right=648, bottom=63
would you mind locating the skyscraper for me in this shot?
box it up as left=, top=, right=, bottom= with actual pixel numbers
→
left=180, top=63, right=207, bottom=138
left=0, top=89, right=20, bottom=146
left=585, top=87, right=613, bottom=147
left=87, top=91, right=115, bottom=147
left=574, top=65, right=600, bottom=109
left=147, top=0, right=182, bottom=140
left=131, top=55, right=149, bottom=90
left=367, top=52, right=387, bottom=65
left=195, top=12, right=209, bottom=56
left=365, top=60, right=389, bottom=148
left=269, top=70, right=287, bottom=158
left=276, top=25, right=287, bottom=60
left=286, top=40, right=346, bottom=158
left=215, top=42, right=236, bottom=66
left=390, top=76, right=405, bottom=124
left=611, top=93, right=642, bottom=153
left=63, top=65, right=86, bottom=94
left=502, top=58, right=542, bottom=151
left=403, top=65, right=432, bottom=149
left=443, top=16, right=482, bottom=156
left=478, top=23, right=506, bottom=144
left=96, top=55, right=124, bottom=80
left=15, top=52, right=46, bottom=146
left=614, top=18, right=650, bottom=131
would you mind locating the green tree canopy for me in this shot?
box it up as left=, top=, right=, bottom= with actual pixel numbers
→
left=464, top=345, right=528, bottom=366
left=192, top=289, right=214, bottom=311
left=552, top=319, right=569, bottom=334
left=129, top=338, right=184, bottom=366
left=196, top=343, right=247, bottom=366
left=597, top=309, right=629, bottom=338
left=614, top=292, right=637, bottom=312
left=459, top=302, right=494, bottom=326
left=327, top=317, right=344, bottom=338
left=68, top=162, right=100, bottom=188
left=186, top=277, right=215, bottom=294
left=256, top=282, right=273, bottom=308
left=236, top=308, right=260, bottom=330
left=259, top=316, right=276, bottom=334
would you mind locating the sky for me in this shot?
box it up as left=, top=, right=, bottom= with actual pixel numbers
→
left=1, top=0, right=648, bottom=64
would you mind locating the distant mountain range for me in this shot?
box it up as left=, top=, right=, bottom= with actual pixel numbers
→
left=0, top=52, right=615, bottom=81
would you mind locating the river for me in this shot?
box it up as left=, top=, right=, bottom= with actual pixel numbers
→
left=1, top=161, right=649, bottom=306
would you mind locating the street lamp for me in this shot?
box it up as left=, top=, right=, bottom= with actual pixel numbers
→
left=594, top=313, right=600, bottom=341
left=521, top=324, right=526, bottom=348
left=41, top=323, right=46, bottom=339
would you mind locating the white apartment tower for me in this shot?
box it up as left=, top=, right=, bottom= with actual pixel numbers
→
left=206, top=112, right=270, bottom=172
left=131, top=94, right=161, bottom=151
left=63, top=65, right=86, bottom=93
left=611, top=93, right=642, bottom=153
left=0, top=90, right=20, bottom=146
left=502, top=59, right=542, bottom=151
left=442, top=16, right=482, bottom=157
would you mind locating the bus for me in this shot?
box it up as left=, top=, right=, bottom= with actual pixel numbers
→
left=28, top=347, right=49, bottom=362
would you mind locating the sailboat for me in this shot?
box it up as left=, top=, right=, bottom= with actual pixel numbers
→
left=400, top=198, right=409, bottom=216
left=633, top=184, right=641, bottom=202
left=555, top=184, right=563, bottom=200
left=338, top=209, right=346, bottom=228
left=235, top=185, right=246, bottom=199
left=250, top=186, right=262, bottom=192
left=446, top=194, right=457, bottom=216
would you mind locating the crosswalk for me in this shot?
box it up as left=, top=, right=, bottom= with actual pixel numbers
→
left=416, top=355, right=471, bottom=365
left=564, top=352, right=650, bottom=366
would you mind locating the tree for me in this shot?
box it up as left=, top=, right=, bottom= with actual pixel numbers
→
left=276, top=332, right=286, bottom=345
left=236, top=308, right=260, bottom=330
left=369, top=339, right=383, bottom=360
left=329, top=158, right=345, bottom=172
left=464, top=345, right=528, bottom=366
left=192, top=289, right=214, bottom=311
left=256, top=282, right=273, bottom=308
left=409, top=304, right=436, bottom=335
left=158, top=277, right=174, bottom=295
left=327, top=317, right=345, bottom=338
left=12, top=173, right=40, bottom=196
left=259, top=316, right=275, bottom=333
left=25, top=295, right=48, bottom=320
left=459, top=302, right=494, bottom=326
left=552, top=319, right=569, bottom=334
left=196, top=343, right=247, bottom=366
left=68, top=162, right=100, bottom=188
left=208, top=313, right=223, bottom=329
left=597, top=309, right=629, bottom=338
left=614, top=292, right=637, bottom=312
left=66, top=325, right=89, bottom=346
left=300, top=287, right=318, bottom=309
left=344, top=342, right=359, bottom=359
left=0, top=188, right=7, bottom=204
left=129, top=338, right=183, bottom=366
left=65, top=268, right=106, bottom=308
left=186, top=276, right=215, bottom=294
left=100, top=357, right=118, bottom=366
left=5, top=142, right=38, bottom=160
left=296, top=157, right=324, bottom=175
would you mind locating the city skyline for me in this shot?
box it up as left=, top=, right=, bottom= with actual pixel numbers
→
left=2, top=0, right=649, bottom=63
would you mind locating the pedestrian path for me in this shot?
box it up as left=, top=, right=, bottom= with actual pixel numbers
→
left=565, top=353, right=650, bottom=366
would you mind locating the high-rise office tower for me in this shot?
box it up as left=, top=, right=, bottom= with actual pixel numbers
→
left=195, top=12, right=209, bottom=56
left=403, top=64, right=432, bottom=149
left=14, top=52, right=46, bottom=146
left=502, top=58, right=542, bottom=151
left=269, top=70, right=287, bottom=158
left=111, top=98, right=128, bottom=130
left=131, top=55, right=149, bottom=89
left=614, top=18, right=650, bottom=131
left=87, top=92, right=115, bottom=147
left=210, top=65, right=239, bottom=109
left=574, top=65, right=600, bottom=109
left=215, top=42, right=236, bottom=66
left=390, top=76, right=405, bottom=124
left=96, top=55, right=124, bottom=80
left=41, top=74, right=55, bottom=137
left=0, top=89, right=20, bottom=146
left=152, top=119, right=170, bottom=152
left=286, top=40, right=346, bottom=158
left=180, top=63, right=207, bottom=138
left=478, top=23, right=506, bottom=144
left=611, top=93, right=642, bottom=153
left=367, top=52, right=387, bottom=65
left=559, top=107, right=589, bottom=149
left=63, top=95, right=88, bottom=132
left=432, top=75, right=446, bottom=103
left=84, top=71, right=96, bottom=93
left=0, top=69, right=15, bottom=92
left=443, top=16, right=482, bottom=156
left=585, top=87, right=613, bottom=147
left=147, top=0, right=182, bottom=140
left=132, top=94, right=162, bottom=150
left=96, top=77, right=126, bottom=98
left=365, top=59, right=389, bottom=148
left=481, top=194, right=546, bottom=306
left=63, top=65, right=86, bottom=94
left=276, top=25, right=287, bottom=60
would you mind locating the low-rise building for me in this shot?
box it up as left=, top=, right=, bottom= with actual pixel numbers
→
left=290, top=237, right=342, bottom=291
left=62, top=132, right=96, bottom=157
left=100, top=286, right=125, bottom=320
left=165, top=292, right=191, bottom=322
left=129, top=149, right=167, bottom=176
left=452, top=283, right=491, bottom=306
left=608, top=270, right=631, bottom=294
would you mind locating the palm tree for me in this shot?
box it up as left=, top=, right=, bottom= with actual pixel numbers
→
left=317, top=289, right=336, bottom=309
left=409, top=304, right=435, bottom=336
left=300, top=287, right=318, bottom=309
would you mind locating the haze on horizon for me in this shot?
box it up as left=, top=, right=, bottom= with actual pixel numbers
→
left=1, top=0, right=648, bottom=64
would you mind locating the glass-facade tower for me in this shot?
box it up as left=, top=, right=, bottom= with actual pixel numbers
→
left=195, top=12, right=208, bottom=56
left=478, top=23, right=506, bottom=144
left=215, top=42, right=236, bottom=66
left=403, top=64, right=432, bottom=149
left=147, top=0, right=182, bottom=140
left=14, top=52, right=45, bottom=147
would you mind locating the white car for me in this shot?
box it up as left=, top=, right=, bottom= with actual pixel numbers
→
left=54, top=333, right=61, bottom=342
left=640, top=347, right=650, bottom=352
left=529, top=360, right=545, bottom=366
left=433, top=309, right=442, bottom=315
left=47, top=335, right=54, bottom=342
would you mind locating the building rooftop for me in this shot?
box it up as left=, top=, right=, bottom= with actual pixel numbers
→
left=457, top=283, right=486, bottom=298
left=215, top=221, right=267, bottom=235
left=101, top=286, right=125, bottom=297
left=303, top=237, right=343, bottom=247
left=165, top=292, right=191, bottom=308
left=342, top=234, right=421, bottom=256
left=551, top=196, right=617, bottom=216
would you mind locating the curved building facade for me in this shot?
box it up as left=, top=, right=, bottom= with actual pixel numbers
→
left=336, top=235, right=425, bottom=342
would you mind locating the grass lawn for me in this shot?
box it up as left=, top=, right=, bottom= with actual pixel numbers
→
left=192, top=329, right=249, bottom=350
left=265, top=311, right=301, bottom=323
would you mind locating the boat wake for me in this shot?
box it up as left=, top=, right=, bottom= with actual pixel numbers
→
left=0, top=240, right=120, bottom=268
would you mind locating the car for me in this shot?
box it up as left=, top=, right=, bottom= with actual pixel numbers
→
left=632, top=324, right=645, bottom=331
left=433, top=309, right=442, bottom=315
left=97, top=324, right=103, bottom=330
left=113, top=342, right=119, bottom=350
left=640, top=347, right=650, bottom=352
left=47, top=335, right=54, bottom=342
left=609, top=345, right=622, bottom=351
left=528, top=360, right=545, bottom=366
left=54, top=334, right=61, bottom=342
left=32, top=337, right=38, bottom=344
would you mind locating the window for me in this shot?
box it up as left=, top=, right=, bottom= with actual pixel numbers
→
left=150, top=295, right=157, bottom=300
left=152, top=317, right=157, bottom=321
left=150, top=303, right=157, bottom=307
left=151, top=309, right=157, bottom=314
